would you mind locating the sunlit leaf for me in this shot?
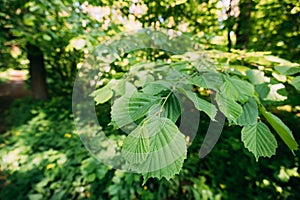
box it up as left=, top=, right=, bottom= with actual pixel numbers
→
left=264, top=83, right=287, bottom=102
left=90, top=85, right=113, bottom=104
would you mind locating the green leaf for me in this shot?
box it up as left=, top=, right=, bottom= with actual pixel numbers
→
left=184, top=91, right=217, bottom=120
left=241, top=122, right=278, bottom=161
left=290, top=76, right=300, bottom=91
left=142, top=81, right=171, bottom=95
left=260, top=109, right=298, bottom=152
left=275, top=66, right=300, bottom=75
left=122, top=126, right=150, bottom=164
left=123, top=117, right=187, bottom=184
left=221, top=76, right=255, bottom=103
left=255, top=83, right=270, bottom=99
left=237, top=98, right=258, bottom=126
left=90, top=85, right=113, bottom=104
left=160, top=93, right=182, bottom=122
left=111, top=92, right=159, bottom=128
left=246, top=70, right=265, bottom=85
left=215, top=93, right=243, bottom=123
left=201, top=72, right=224, bottom=91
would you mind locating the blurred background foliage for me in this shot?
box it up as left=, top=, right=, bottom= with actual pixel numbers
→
left=0, top=0, right=300, bottom=199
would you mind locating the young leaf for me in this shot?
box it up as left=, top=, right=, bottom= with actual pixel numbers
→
left=184, top=91, right=217, bottom=120
left=242, top=122, right=278, bottom=161
left=125, top=117, right=187, bottom=184
left=215, top=93, right=243, bottom=123
left=237, top=98, right=258, bottom=126
left=90, top=85, right=113, bottom=104
left=260, top=109, right=299, bottom=152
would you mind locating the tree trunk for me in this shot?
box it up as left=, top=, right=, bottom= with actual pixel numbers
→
left=26, top=43, right=49, bottom=100
left=235, top=0, right=253, bottom=49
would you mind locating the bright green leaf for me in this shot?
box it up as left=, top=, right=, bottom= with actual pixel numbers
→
left=90, top=85, right=113, bottom=104
left=124, top=117, right=187, bottom=184
left=241, top=122, right=278, bottom=161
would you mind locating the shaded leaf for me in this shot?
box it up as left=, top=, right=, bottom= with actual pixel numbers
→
left=215, top=93, right=242, bottom=123
left=184, top=91, right=217, bottom=120
left=111, top=92, right=159, bottom=128
left=237, top=98, right=258, bottom=126
left=290, top=76, right=300, bottom=91
left=242, top=122, right=278, bottom=161
left=260, top=109, right=298, bottom=152
left=275, top=66, right=300, bottom=75
left=124, top=117, right=187, bottom=184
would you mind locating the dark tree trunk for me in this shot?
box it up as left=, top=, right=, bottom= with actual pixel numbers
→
left=235, top=0, right=253, bottom=49
left=26, top=43, right=49, bottom=100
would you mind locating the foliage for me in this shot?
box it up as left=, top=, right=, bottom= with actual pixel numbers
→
left=91, top=43, right=299, bottom=183
left=1, top=97, right=300, bottom=199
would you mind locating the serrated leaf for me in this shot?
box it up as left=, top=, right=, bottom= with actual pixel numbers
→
left=237, top=98, right=258, bottom=126
left=111, top=92, right=159, bottom=128
left=275, top=66, right=300, bottom=75
left=215, top=93, right=243, bottom=123
left=188, top=75, right=207, bottom=88
left=122, top=126, right=150, bottom=164
left=221, top=76, right=255, bottom=103
left=124, top=117, right=187, bottom=184
left=260, top=109, right=298, bottom=152
left=91, top=85, right=113, bottom=104
left=290, top=76, right=300, bottom=91
left=246, top=70, right=265, bottom=85
left=241, top=122, right=278, bottom=161
left=184, top=91, right=217, bottom=120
